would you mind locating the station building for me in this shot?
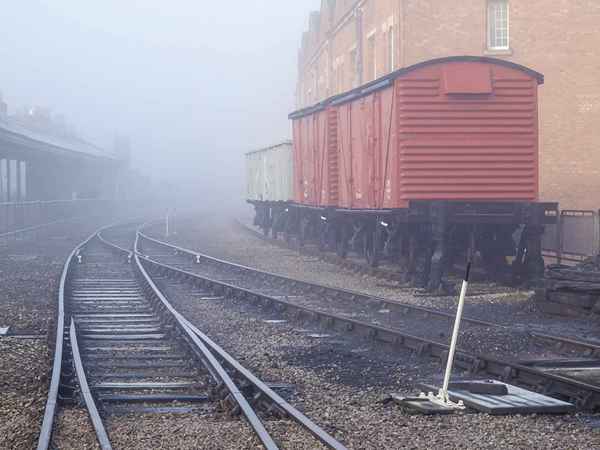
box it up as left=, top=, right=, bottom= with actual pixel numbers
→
left=0, top=95, right=124, bottom=202
left=296, top=0, right=600, bottom=210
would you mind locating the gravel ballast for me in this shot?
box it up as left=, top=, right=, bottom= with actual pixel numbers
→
left=157, top=216, right=600, bottom=343
left=150, top=259, right=600, bottom=449
left=0, top=218, right=114, bottom=450
left=7, top=215, right=595, bottom=449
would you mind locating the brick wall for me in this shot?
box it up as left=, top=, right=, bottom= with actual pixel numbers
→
left=296, top=1, right=600, bottom=210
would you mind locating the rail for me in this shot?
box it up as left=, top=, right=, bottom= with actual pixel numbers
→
left=36, top=225, right=110, bottom=450
left=137, top=228, right=499, bottom=328
left=135, top=241, right=347, bottom=447
left=137, top=226, right=600, bottom=410
left=0, top=198, right=112, bottom=239
left=69, top=319, right=112, bottom=450
left=94, top=224, right=347, bottom=449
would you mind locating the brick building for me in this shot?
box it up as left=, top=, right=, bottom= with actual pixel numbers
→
left=296, top=0, right=600, bottom=210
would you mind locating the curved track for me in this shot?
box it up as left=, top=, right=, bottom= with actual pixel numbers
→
left=137, top=225, right=600, bottom=411
left=37, top=223, right=347, bottom=449
left=37, top=226, right=112, bottom=450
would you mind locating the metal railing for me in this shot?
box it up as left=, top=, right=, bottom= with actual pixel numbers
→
left=542, top=210, right=600, bottom=264
left=0, top=199, right=109, bottom=238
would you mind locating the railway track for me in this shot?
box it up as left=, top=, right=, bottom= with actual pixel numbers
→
left=234, top=219, right=523, bottom=296
left=136, top=225, right=600, bottom=411
left=235, top=219, right=406, bottom=283
left=37, top=223, right=347, bottom=450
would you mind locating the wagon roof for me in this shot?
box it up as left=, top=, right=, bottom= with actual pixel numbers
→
left=244, top=140, right=293, bottom=156
left=289, top=56, right=544, bottom=120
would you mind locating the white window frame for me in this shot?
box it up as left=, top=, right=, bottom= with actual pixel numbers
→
left=387, top=26, right=395, bottom=72
left=348, top=44, right=358, bottom=88
left=381, top=17, right=395, bottom=73
left=367, top=29, right=377, bottom=81
left=334, top=56, right=345, bottom=93
left=487, top=0, right=510, bottom=51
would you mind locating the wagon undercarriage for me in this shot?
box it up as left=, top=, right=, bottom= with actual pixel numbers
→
left=251, top=200, right=558, bottom=292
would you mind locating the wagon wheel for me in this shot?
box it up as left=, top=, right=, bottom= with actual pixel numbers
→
left=364, top=229, right=381, bottom=268
left=282, top=212, right=294, bottom=244
left=318, top=222, right=328, bottom=251
left=271, top=211, right=282, bottom=240
left=261, top=208, right=270, bottom=236
left=298, top=217, right=310, bottom=248
left=336, top=240, right=347, bottom=258
left=336, top=225, right=348, bottom=258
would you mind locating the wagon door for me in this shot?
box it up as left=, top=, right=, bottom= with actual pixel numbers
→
left=378, top=85, right=400, bottom=209
left=349, top=99, right=370, bottom=209
left=292, top=118, right=305, bottom=204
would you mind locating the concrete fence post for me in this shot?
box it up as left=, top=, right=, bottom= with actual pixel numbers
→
left=556, top=211, right=563, bottom=265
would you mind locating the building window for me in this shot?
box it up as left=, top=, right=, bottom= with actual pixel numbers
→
left=334, top=57, right=344, bottom=93
left=387, top=27, right=394, bottom=72
left=349, top=47, right=358, bottom=88
left=367, top=32, right=376, bottom=80
left=324, top=52, right=330, bottom=95
left=488, top=0, right=509, bottom=50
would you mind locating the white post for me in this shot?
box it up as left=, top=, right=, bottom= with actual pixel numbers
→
left=165, top=212, right=170, bottom=237
left=439, top=262, right=471, bottom=403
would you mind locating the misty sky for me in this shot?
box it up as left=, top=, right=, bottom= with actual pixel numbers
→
left=0, top=1, right=321, bottom=198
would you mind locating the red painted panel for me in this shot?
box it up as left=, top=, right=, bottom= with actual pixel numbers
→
left=337, top=102, right=354, bottom=209
left=337, top=87, right=404, bottom=209
left=443, top=63, right=492, bottom=94
left=291, top=118, right=302, bottom=203
left=292, top=115, right=315, bottom=204
left=396, top=61, right=539, bottom=203
left=291, top=58, right=542, bottom=210
left=292, top=109, right=335, bottom=206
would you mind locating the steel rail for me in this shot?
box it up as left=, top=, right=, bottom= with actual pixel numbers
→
left=0, top=198, right=101, bottom=207
left=137, top=229, right=498, bottom=329
left=69, top=319, right=112, bottom=450
left=234, top=218, right=405, bottom=282
left=109, top=226, right=349, bottom=449
left=135, top=251, right=279, bottom=450
left=136, top=247, right=600, bottom=410
left=0, top=217, right=81, bottom=240
left=177, top=313, right=349, bottom=450
left=139, top=227, right=600, bottom=360
left=133, top=252, right=348, bottom=448
left=530, top=332, right=600, bottom=357
left=96, top=225, right=282, bottom=450
left=37, top=225, right=113, bottom=450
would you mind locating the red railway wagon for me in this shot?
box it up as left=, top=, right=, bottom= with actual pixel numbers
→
left=260, top=57, right=557, bottom=290
left=293, top=57, right=541, bottom=210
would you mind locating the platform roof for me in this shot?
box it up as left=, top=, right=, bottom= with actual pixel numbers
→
left=0, top=117, right=120, bottom=162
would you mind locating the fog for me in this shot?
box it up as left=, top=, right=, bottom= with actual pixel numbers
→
left=0, top=1, right=321, bottom=209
